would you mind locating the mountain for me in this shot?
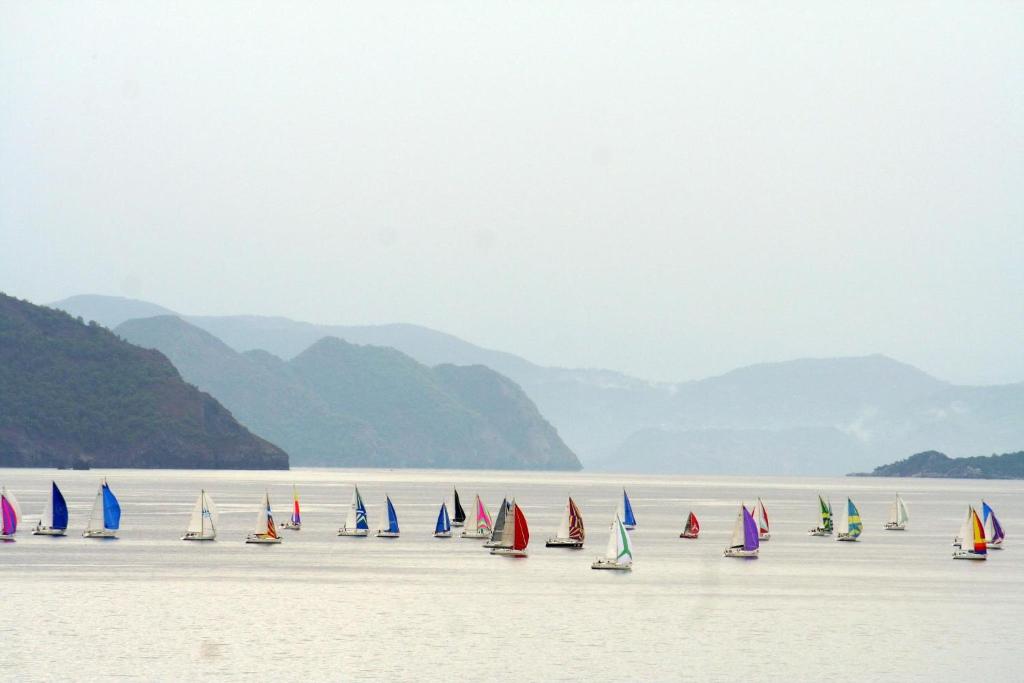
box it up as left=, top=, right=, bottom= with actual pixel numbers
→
left=51, top=294, right=175, bottom=328
left=857, top=450, right=1024, bottom=479
left=115, top=316, right=580, bottom=470
left=56, top=294, right=1024, bottom=474
left=0, top=294, right=288, bottom=469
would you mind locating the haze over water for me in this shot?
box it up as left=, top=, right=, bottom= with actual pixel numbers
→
left=2, top=468, right=1020, bottom=681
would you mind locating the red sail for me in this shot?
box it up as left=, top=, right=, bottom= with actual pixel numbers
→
left=513, top=504, right=530, bottom=550
left=688, top=512, right=700, bottom=535
left=568, top=497, right=585, bottom=541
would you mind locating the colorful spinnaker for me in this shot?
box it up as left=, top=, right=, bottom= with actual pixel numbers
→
left=547, top=496, right=585, bottom=547
left=809, top=494, right=833, bottom=536
left=953, top=506, right=987, bottom=560
left=282, top=485, right=301, bottom=530
left=724, top=505, right=759, bottom=557
left=338, top=485, right=370, bottom=536
left=592, top=515, right=633, bottom=570
left=836, top=497, right=862, bottom=542
left=462, top=494, right=492, bottom=539
left=246, top=490, right=281, bottom=544
left=680, top=511, right=700, bottom=539
left=752, top=497, right=770, bottom=540
left=982, top=501, right=1005, bottom=548
left=0, top=488, right=18, bottom=540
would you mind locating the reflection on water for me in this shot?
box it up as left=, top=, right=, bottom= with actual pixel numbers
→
left=1, top=467, right=1021, bottom=681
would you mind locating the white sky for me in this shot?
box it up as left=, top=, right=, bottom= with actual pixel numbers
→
left=2, top=2, right=1022, bottom=384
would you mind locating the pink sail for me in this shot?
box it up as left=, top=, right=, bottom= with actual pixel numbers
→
left=1, top=495, right=17, bottom=536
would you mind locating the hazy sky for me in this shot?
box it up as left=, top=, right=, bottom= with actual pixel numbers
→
left=2, top=3, right=1022, bottom=385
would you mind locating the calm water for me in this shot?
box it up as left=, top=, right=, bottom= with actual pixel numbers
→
left=1, top=467, right=1021, bottom=682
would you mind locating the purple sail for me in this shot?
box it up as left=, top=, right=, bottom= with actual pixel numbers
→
left=1, top=496, right=16, bottom=535
left=742, top=506, right=759, bottom=551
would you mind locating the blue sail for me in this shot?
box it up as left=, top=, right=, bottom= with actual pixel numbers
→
left=742, top=506, right=760, bottom=551
left=102, top=482, right=121, bottom=531
left=435, top=503, right=450, bottom=534
left=386, top=496, right=400, bottom=533
left=51, top=481, right=69, bottom=530
left=355, top=490, right=369, bottom=530
left=982, top=501, right=993, bottom=523
left=622, top=490, right=637, bottom=527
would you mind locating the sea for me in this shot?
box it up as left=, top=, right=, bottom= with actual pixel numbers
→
left=1, top=467, right=1020, bottom=682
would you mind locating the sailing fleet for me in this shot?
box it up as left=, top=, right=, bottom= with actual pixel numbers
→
left=0, top=480, right=1011, bottom=565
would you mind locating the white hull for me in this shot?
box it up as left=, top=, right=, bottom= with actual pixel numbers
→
left=808, top=528, right=832, bottom=536
left=434, top=531, right=452, bottom=538
left=758, top=533, right=770, bottom=541
left=482, top=540, right=503, bottom=548
left=337, top=529, right=369, bottom=537
left=546, top=537, right=583, bottom=548
left=836, top=533, right=860, bottom=542
left=461, top=530, right=489, bottom=539
left=181, top=532, right=216, bottom=541
left=490, top=547, right=527, bottom=557
left=591, top=559, right=631, bottom=570
left=0, top=534, right=14, bottom=541
left=987, top=543, right=1004, bottom=550
left=281, top=522, right=301, bottom=531
left=375, top=530, right=400, bottom=538
left=883, top=522, right=906, bottom=531
left=83, top=529, right=117, bottom=538
left=33, top=526, right=67, bottom=536
left=953, top=550, right=986, bottom=560
left=723, top=547, right=758, bottom=558
left=623, top=524, right=636, bottom=530
left=245, top=534, right=281, bottom=544
left=451, top=522, right=464, bottom=528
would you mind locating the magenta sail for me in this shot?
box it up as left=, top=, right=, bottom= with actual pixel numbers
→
left=1, top=495, right=16, bottom=536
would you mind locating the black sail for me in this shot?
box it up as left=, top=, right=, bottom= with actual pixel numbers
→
left=453, top=489, right=467, bottom=524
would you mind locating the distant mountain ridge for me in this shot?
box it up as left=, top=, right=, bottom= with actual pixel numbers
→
left=0, top=294, right=288, bottom=469
left=115, top=315, right=579, bottom=470
left=856, top=450, right=1024, bottom=479
left=54, top=294, right=1024, bottom=474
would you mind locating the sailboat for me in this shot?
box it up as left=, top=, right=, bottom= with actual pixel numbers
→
left=451, top=489, right=466, bottom=528
left=490, top=500, right=529, bottom=557
left=34, top=481, right=68, bottom=536
left=483, top=498, right=512, bottom=549
left=982, top=501, right=1005, bottom=549
left=883, top=494, right=909, bottom=531
left=752, top=497, right=770, bottom=540
left=281, top=485, right=301, bottom=530
left=835, top=497, right=863, bottom=542
left=679, top=511, right=700, bottom=539
left=376, top=495, right=400, bottom=538
left=592, top=515, right=633, bottom=570
left=461, top=494, right=492, bottom=539
left=620, top=489, right=637, bottom=530
left=338, top=485, right=370, bottom=536
left=245, top=491, right=281, bottom=544
left=0, top=488, right=18, bottom=541
left=953, top=506, right=987, bottom=560
left=181, top=489, right=217, bottom=541
left=808, top=495, right=833, bottom=536
left=83, top=479, right=121, bottom=538
left=546, top=496, right=585, bottom=548
left=723, top=505, right=759, bottom=558
left=433, top=502, right=452, bottom=538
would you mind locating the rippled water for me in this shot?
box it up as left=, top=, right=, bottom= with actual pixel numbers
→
left=1, top=468, right=1021, bottom=681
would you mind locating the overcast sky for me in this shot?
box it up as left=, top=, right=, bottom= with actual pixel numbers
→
left=2, top=3, right=1021, bottom=385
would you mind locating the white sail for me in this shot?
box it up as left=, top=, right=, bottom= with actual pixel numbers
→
left=835, top=503, right=849, bottom=535
left=603, top=520, right=618, bottom=559
left=958, top=507, right=974, bottom=549
left=556, top=499, right=572, bottom=539
left=344, top=487, right=359, bottom=529
left=187, top=490, right=217, bottom=536
left=729, top=507, right=745, bottom=547
left=897, top=496, right=909, bottom=525
left=252, top=493, right=270, bottom=534
left=39, top=486, right=54, bottom=528
left=86, top=485, right=105, bottom=533
left=616, top=518, right=633, bottom=566
left=984, top=513, right=996, bottom=542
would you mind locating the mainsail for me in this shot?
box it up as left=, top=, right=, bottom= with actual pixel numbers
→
left=185, top=490, right=217, bottom=538
left=888, top=495, right=909, bottom=526
left=452, top=489, right=466, bottom=526
left=489, top=498, right=511, bottom=546
left=253, top=491, right=279, bottom=539
left=602, top=516, right=633, bottom=566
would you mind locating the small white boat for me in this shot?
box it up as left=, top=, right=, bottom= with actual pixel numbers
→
left=434, top=501, right=452, bottom=538
left=376, top=495, right=400, bottom=537
left=835, top=498, right=863, bottom=542
left=461, top=494, right=492, bottom=539
left=808, top=495, right=833, bottom=536
left=0, top=488, right=19, bottom=541
left=281, top=485, right=301, bottom=530
left=245, top=491, right=282, bottom=544
left=752, top=497, right=770, bottom=540
left=591, top=515, right=632, bottom=570
left=723, top=505, right=759, bottom=558
left=451, top=488, right=466, bottom=528
left=953, top=506, right=987, bottom=560
left=490, top=501, right=529, bottom=557
left=883, top=494, right=909, bottom=531
left=338, top=485, right=370, bottom=536
left=483, top=498, right=512, bottom=548
left=33, top=481, right=68, bottom=536
left=83, top=479, right=120, bottom=538
left=546, top=496, right=584, bottom=548
left=181, top=489, right=217, bottom=541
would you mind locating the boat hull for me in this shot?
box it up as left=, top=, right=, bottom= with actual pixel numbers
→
left=591, top=559, right=631, bottom=570
left=836, top=533, right=860, bottom=542
left=758, top=533, right=770, bottom=541
left=0, top=534, right=14, bottom=542
left=623, top=524, right=636, bottom=531
left=723, top=548, right=758, bottom=558
left=245, top=534, right=282, bottom=544
left=451, top=522, right=464, bottom=528
left=808, top=527, right=832, bottom=536
left=375, top=531, right=400, bottom=538
left=482, top=540, right=502, bottom=548
left=460, top=530, right=489, bottom=539
left=490, top=547, right=527, bottom=557
left=281, top=522, right=301, bottom=531
left=33, top=527, right=67, bottom=536
left=337, top=529, right=369, bottom=537
left=181, top=532, right=216, bottom=541
left=953, top=550, right=986, bottom=560
left=546, top=538, right=584, bottom=548
left=433, top=531, right=452, bottom=538
left=679, top=532, right=699, bottom=539
left=883, top=522, right=906, bottom=531
left=83, top=529, right=117, bottom=538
